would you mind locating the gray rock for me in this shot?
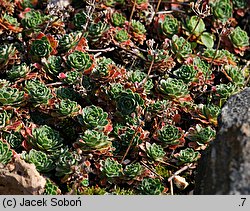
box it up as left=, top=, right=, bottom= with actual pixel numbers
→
left=0, top=158, right=46, bottom=195
left=194, top=88, right=250, bottom=194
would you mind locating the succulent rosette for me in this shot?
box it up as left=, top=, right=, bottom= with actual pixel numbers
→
left=90, top=57, right=115, bottom=80
left=44, top=179, right=60, bottom=195
left=198, top=104, right=221, bottom=126
left=0, top=140, right=12, bottom=165
left=104, top=0, right=125, bottom=7
left=128, top=0, right=148, bottom=9
left=116, top=89, right=144, bottom=116
left=212, top=82, right=237, bottom=107
left=114, top=125, right=141, bottom=147
left=43, top=55, right=63, bottom=77
left=0, top=13, right=22, bottom=33
left=229, top=26, right=249, bottom=48
left=0, top=44, right=17, bottom=70
left=0, top=110, right=10, bottom=129
left=157, top=78, right=189, bottom=99
left=155, top=14, right=179, bottom=39
left=75, top=129, right=112, bottom=151
left=186, top=124, right=216, bottom=145
left=224, top=65, right=245, bottom=87
left=72, top=10, right=87, bottom=30
left=6, top=63, right=31, bottom=81
left=2, top=132, right=23, bottom=151
left=21, top=149, right=55, bottom=172
left=193, top=57, right=211, bottom=77
left=100, top=158, right=123, bottom=178
left=56, top=87, right=81, bottom=102
left=147, top=49, right=169, bottom=63
left=78, top=105, right=109, bottom=129
left=177, top=148, right=200, bottom=165
left=173, top=65, right=197, bottom=84
left=171, top=35, right=192, bottom=61
left=29, top=36, right=53, bottom=61
left=0, top=86, right=25, bottom=106
left=145, top=142, right=166, bottom=162
left=55, top=148, right=78, bottom=177
left=111, top=12, right=126, bottom=27
left=66, top=50, right=93, bottom=72
left=59, top=71, right=81, bottom=85
left=87, top=22, right=110, bottom=44
left=146, top=100, right=170, bottom=116
left=130, top=20, right=146, bottom=44
left=20, top=8, right=44, bottom=29
left=0, top=79, right=10, bottom=88
left=55, top=99, right=80, bottom=117
left=124, top=163, right=143, bottom=178
left=114, top=28, right=130, bottom=43
left=16, top=0, right=38, bottom=10
left=214, top=83, right=237, bottom=100
left=139, top=178, right=164, bottom=195
left=156, top=124, right=182, bottom=147
left=24, top=80, right=52, bottom=105
left=185, top=16, right=214, bottom=48
left=232, top=0, right=247, bottom=9
left=203, top=49, right=236, bottom=65
left=186, top=16, right=205, bottom=37
left=127, top=69, right=153, bottom=93
left=211, top=0, right=233, bottom=22
left=28, top=125, right=64, bottom=153
left=131, top=20, right=146, bottom=35
left=146, top=49, right=175, bottom=73
left=58, top=32, right=81, bottom=53
left=201, top=104, right=221, bottom=119
left=108, top=83, right=124, bottom=99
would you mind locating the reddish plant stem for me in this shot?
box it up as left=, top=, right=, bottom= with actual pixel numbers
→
left=155, top=0, right=162, bottom=13
left=121, top=122, right=142, bottom=163
left=128, top=1, right=137, bottom=33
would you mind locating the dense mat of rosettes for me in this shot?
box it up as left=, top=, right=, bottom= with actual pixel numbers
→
left=0, top=0, right=249, bottom=195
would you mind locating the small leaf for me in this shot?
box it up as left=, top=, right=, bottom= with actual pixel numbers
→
left=201, top=32, right=214, bottom=48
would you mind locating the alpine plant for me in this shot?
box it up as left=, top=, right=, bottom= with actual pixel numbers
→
left=0, top=0, right=248, bottom=196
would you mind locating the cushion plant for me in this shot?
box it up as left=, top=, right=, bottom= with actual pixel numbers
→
left=0, top=0, right=248, bottom=196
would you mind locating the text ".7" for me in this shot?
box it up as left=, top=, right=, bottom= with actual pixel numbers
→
left=239, top=198, right=247, bottom=207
